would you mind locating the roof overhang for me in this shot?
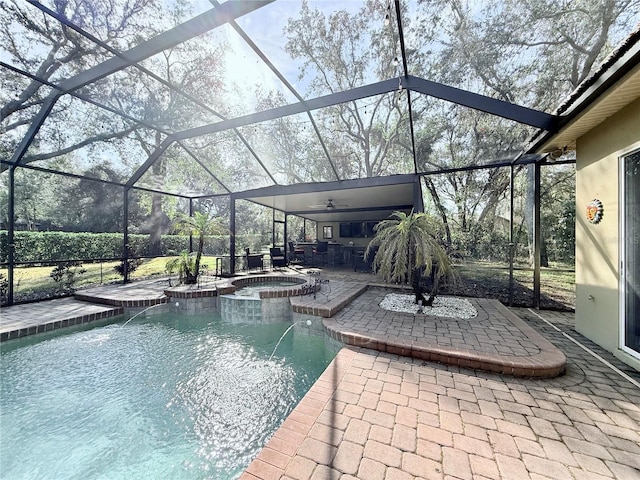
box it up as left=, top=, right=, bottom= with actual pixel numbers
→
left=234, top=174, right=420, bottom=223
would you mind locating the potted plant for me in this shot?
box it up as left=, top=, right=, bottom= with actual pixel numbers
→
left=366, top=211, right=454, bottom=306
left=166, top=212, right=226, bottom=285
left=165, top=251, right=198, bottom=284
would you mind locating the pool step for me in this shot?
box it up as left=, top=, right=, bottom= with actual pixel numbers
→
left=290, top=281, right=368, bottom=318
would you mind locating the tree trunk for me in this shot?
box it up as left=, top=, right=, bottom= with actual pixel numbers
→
left=477, top=171, right=510, bottom=227
left=147, top=151, right=168, bottom=256
left=424, top=178, right=452, bottom=245
left=541, top=236, right=549, bottom=268
left=194, top=235, right=204, bottom=281
left=412, top=266, right=424, bottom=304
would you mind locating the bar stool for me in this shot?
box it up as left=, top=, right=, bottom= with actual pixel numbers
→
left=312, top=241, right=328, bottom=267
left=289, top=241, right=305, bottom=264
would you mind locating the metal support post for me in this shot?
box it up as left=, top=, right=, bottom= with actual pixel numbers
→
left=533, top=162, right=542, bottom=308
left=229, top=195, right=236, bottom=274
left=508, top=165, right=514, bottom=307
left=189, top=199, right=194, bottom=253
left=284, top=213, right=289, bottom=263
left=7, top=166, right=15, bottom=305
left=123, top=186, right=130, bottom=283
left=122, top=186, right=129, bottom=283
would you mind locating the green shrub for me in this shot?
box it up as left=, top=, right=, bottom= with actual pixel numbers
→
left=0, top=231, right=232, bottom=263
left=114, top=246, right=144, bottom=279
left=1, top=231, right=123, bottom=262
left=50, top=261, right=87, bottom=291
left=0, top=273, right=8, bottom=304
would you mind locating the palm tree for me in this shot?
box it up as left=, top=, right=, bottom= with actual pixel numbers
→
left=167, top=212, right=226, bottom=285
left=366, top=211, right=454, bottom=305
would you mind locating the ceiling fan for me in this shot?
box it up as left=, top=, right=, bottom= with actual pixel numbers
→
left=308, top=198, right=349, bottom=210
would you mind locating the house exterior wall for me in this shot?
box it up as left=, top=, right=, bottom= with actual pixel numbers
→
left=575, top=96, right=640, bottom=371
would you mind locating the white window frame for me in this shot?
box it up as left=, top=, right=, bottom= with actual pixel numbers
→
left=619, top=147, right=640, bottom=360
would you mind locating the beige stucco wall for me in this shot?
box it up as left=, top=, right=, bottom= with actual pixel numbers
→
left=575, top=96, right=640, bottom=371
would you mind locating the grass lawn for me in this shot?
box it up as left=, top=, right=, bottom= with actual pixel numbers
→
left=2, top=256, right=220, bottom=303
left=445, top=261, right=575, bottom=310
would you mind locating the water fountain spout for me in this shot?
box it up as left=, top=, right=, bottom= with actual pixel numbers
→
left=121, top=302, right=171, bottom=327
left=268, top=320, right=312, bottom=361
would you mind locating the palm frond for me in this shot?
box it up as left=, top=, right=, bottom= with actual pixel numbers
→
left=366, top=211, right=454, bottom=296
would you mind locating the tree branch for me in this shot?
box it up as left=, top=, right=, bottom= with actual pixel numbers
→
left=21, top=125, right=139, bottom=164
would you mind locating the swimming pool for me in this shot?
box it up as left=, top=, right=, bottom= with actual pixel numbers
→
left=0, top=312, right=336, bottom=479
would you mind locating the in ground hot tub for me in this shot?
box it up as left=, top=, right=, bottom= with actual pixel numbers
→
left=221, top=275, right=313, bottom=323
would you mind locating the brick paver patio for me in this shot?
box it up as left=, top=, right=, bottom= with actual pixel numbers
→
left=322, top=288, right=566, bottom=378
left=243, top=309, right=640, bottom=479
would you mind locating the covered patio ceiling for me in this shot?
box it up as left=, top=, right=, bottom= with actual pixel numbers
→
left=235, top=174, right=420, bottom=223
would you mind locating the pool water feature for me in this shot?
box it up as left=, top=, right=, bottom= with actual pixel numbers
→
left=269, top=320, right=313, bottom=361
left=121, top=301, right=170, bottom=326
left=0, top=312, right=336, bottom=480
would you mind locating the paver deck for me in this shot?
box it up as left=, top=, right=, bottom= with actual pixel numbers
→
left=243, top=309, right=640, bottom=480
left=0, top=278, right=171, bottom=341
left=0, top=297, right=123, bottom=341
left=289, top=281, right=565, bottom=378
left=73, top=277, right=169, bottom=306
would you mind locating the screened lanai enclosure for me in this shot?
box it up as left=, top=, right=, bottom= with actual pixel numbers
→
left=2, top=0, right=638, bottom=307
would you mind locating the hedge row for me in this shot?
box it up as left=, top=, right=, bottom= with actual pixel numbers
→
left=0, top=231, right=237, bottom=263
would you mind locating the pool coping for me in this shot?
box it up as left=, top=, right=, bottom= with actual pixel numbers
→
left=163, top=274, right=316, bottom=299
left=0, top=302, right=124, bottom=342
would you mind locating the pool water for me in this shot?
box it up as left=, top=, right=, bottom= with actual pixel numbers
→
left=0, top=313, right=335, bottom=480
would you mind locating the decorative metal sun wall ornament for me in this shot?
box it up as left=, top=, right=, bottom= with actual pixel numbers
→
left=586, top=199, right=604, bottom=224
